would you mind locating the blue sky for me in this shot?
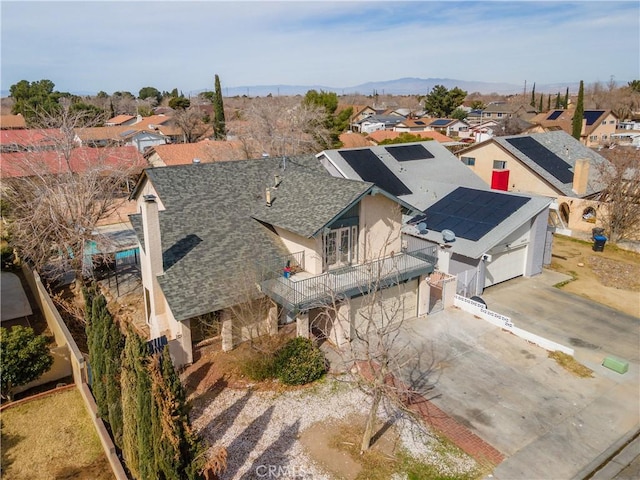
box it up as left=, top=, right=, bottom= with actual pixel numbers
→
left=1, top=1, right=638, bottom=95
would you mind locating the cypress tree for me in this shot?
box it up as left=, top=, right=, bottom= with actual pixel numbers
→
left=212, top=74, right=226, bottom=140
left=572, top=80, right=584, bottom=140
left=90, top=294, right=109, bottom=417
left=530, top=83, right=536, bottom=107
left=136, top=350, right=154, bottom=480
left=121, top=328, right=145, bottom=479
left=547, top=94, right=551, bottom=111
left=538, top=94, right=543, bottom=112
left=105, top=319, right=124, bottom=448
left=564, top=87, right=569, bottom=109
left=555, top=92, right=561, bottom=109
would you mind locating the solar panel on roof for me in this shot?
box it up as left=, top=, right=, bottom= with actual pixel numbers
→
left=431, top=119, right=450, bottom=126
left=385, top=144, right=434, bottom=162
left=341, top=149, right=412, bottom=196
left=506, top=136, right=574, bottom=184
left=421, top=187, right=530, bottom=241
left=583, top=110, right=605, bottom=126
left=415, top=121, right=425, bottom=125
left=547, top=110, right=563, bottom=120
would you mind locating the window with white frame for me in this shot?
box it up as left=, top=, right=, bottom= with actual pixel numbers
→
left=493, top=160, right=507, bottom=170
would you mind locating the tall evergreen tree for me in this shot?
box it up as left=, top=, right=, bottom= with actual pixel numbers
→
left=105, top=318, right=124, bottom=447
left=89, top=294, right=109, bottom=417
left=555, top=92, right=561, bottom=109
left=564, top=87, right=570, bottom=109
left=572, top=80, right=585, bottom=140
left=530, top=83, right=536, bottom=107
left=538, top=94, right=543, bottom=112
left=212, top=75, right=226, bottom=140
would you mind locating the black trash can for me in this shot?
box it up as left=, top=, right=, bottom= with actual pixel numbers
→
left=593, top=235, right=607, bottom=252
left=592, top=227, right=605, bottom=240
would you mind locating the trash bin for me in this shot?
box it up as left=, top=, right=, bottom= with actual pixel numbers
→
left=592, top=227, right=605, bottom=240
left=593, top=235, right=607, bottom=252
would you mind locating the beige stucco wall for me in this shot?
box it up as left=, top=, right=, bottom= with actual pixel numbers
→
left=557, top=196, right=608, bottom=235
left=274, top=227, right=323, bottom=275
left=461, top=143, right=559, bottom=197
left=359, top=193, right=402, bottom=262
left=584, top=113, right=618, bottom=147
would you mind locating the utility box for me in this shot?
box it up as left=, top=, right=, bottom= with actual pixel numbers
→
left=602, top=356, right=629, bottom=374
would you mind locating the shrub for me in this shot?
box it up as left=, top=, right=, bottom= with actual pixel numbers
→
left=274, top=337, right=326, bottom=386
left=239, top=354, right=277, bottom=382
left=1, top=244, right=15, bottom=270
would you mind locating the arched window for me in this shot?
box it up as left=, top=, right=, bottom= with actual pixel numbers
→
left=582, top=207, right=596, bottom=223
left=560, top=203, right=570, bottom=224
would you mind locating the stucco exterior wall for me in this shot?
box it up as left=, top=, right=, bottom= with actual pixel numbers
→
left=557, top=196, right=604, bottom=234
left=461, top=143, right=559, bottom=197
left=274, top=227, right=323, bottom=275
left=359, top=193, right=402, bottom=262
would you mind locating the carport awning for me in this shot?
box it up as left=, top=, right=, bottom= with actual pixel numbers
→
left=1, top=271, right=33, bottom=322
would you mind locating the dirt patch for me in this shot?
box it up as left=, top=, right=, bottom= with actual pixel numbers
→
left=549, top=235, right=640, bottom=317
left=301, top=413, right=407, bottom=480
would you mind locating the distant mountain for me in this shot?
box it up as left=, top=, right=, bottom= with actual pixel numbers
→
left=224, top=77, right=529, bottom=97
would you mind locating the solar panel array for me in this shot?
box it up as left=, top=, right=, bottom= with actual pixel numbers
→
left=506, top=137, right=574, bottom=184
left=385, top=144, right=434, bottom=162
left=341, top=149, right=412, bottom=196
left=415, top=120, right=425, bottom=125
left=430, top=119, right=451, bottom=127
left=547, top=110, right=563, bottom=120
left=583, top=110, right=605, bottom=126
left=419, top=187, right=530, bottom=241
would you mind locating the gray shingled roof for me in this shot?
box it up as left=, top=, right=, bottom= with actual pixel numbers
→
left=493, top=131, right=611, bottom=197
left=251, top=169, right=374, bottom=238
left=129, top=155, right=384, bottom=321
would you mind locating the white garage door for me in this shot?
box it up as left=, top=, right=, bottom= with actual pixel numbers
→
left=351, top=279, right=418, bottom=330
left=485, top=245, right=527, bottom=287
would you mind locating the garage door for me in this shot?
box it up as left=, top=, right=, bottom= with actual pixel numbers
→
left=351, top=279, right=418, bottom=331
left=485, top=245, right=527, bottom=287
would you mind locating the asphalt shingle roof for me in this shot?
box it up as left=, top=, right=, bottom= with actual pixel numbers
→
left=130, top=155, right=374, bottom=320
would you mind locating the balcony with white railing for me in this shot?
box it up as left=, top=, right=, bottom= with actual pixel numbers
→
left=258, top=246, right=437, bottom=312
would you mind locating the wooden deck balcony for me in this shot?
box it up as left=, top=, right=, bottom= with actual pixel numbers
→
left=259, top=246, right=437, bottom=312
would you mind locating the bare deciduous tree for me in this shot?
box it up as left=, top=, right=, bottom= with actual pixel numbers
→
left=3, top=106, right=143, bottom=289
left=595, top=147, right=640, bottom=242
left=172, top=107, right=210, bottom=143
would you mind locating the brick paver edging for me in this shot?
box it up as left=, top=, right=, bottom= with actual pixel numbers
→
left=355, top=361, right=505, bottom=466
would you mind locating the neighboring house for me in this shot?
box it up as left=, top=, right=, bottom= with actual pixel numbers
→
left=144, top=139, right=247, bottom=167
left=338, top=105, right=376, bottom=131
left=456, top=131, right=612, bottom=236
left=0, top=114, right=27, bottom=130
left=367, top=130, right=454, bottom=144
left=105, top=114, right=136, bottom=126
left=609, top=131, right=640, bottom=147
left=424, top=118, right=471, bottom=139
left=527, top=109, right=619, bottom=147
left=393, top=118, right=431, bottom=132
left=338, top=132, right=373, bottom=149
left=353, top=115, right=406, bottom=134
left=469, top=120, right=500, bottom=143
left=478, top=103, right=538, bottom=124
left=0, top=128, right=64, bottom=152
left=129, top=155, right=441, bottom=367
left=317, top=142, right=552, bottom=295
left=74, top=126, right=169, bottom=152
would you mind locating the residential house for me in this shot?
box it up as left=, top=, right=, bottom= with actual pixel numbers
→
left=105, top=114, right=137, bottom=126
left=0, top=114, right=27, bottom=130
left=338, top=105, right=376, bottom=131
left=424, top=118, right=471, bottom=139
left=317, top=142, right=552, bottom=295
left=0, top=128, right=64, bottom=153
left=469, top=120, right=500, bottom=143
left=74, top=126, right=169, bottom=152
left=129, top=155, right=440, bottom=367
left=456, top=131, right=612, bottom=236
left=353, top=115, right=406, bottom=134
left=475, top=102, right=538, bottom=125
left=527, top=109, right=619, bottom=147
left=144, top=139, right=247, bottom=167
left=393, top=118, right=431, bottom=133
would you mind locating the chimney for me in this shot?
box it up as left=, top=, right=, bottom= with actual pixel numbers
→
left=265, top=188, right=273, bottom=207
left=572, top=158, right=590, bottom=195
left=141, top=194, right=163, bottom=276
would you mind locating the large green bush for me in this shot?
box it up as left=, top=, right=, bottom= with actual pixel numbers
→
left=274, top=337, right=326, bottom=386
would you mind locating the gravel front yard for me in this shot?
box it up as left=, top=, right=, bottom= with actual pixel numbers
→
left=190, top=378, right=478, bottom=480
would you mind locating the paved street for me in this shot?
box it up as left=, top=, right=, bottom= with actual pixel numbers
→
left=397, top=269, right=640, bottom=479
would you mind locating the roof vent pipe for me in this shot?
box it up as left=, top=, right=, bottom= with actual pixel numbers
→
left=274, top=174, right=281, bottom=188
left=266, top=188, right=273, bottom=207
left=192, top=158, right=201, bottom=164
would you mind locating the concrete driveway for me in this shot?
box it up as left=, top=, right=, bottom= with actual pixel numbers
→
left=398, top=270, right=640, bottom=479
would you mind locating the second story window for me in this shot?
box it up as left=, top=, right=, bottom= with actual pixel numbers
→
left=461, top=156, right=476, bottom=166
left=493, top=160, right=507, bottom=170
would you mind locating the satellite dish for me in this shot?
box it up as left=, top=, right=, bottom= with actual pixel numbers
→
left=417, top=222, right=427, bottom=234
left=442, top=229, right=456, bottom=242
